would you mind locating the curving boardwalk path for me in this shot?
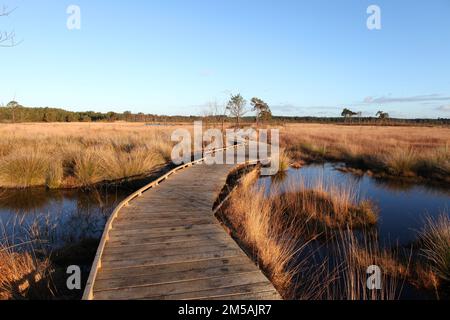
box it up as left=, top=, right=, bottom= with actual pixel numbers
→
left=83, top=146, right=281, bottom=300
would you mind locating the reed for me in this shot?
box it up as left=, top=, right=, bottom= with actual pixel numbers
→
left=330, top=229, right=403, bottom=300
left=0, top=219, right=54, bottom=300
left=271, top=179, right=378, bottom=231
left=222, top=169, right=385, bottom=299
left=418, top=214, right=450, bottom=283
left=0, top=245, right=52, bottom=300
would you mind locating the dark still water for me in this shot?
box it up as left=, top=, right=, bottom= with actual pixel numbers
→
left=0, top=183, right=151, bottom=249
left=2, top=163, right=448, bottom=249
left=259, top=163, right=450, bottom=246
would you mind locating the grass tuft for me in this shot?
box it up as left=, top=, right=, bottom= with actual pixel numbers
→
left=0, top=148, right=49, bottom=188
left=418, top=214, right=450, bottom=283
left=0, top=123, right=176, bottom=189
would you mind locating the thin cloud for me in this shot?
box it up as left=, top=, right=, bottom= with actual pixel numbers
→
left=363, top=94, right=450, bottom=104
left=199, top=69, right=215, bottom=77
left=271, top=104, right=339, bottom=116
left=271, top=104, right=338, bottom=113
left=436, top=105, right=450, bottom=112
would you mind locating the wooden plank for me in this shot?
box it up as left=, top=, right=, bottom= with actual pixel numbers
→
left=144, top=283, right=278, bottom=300
left=100, top=249, right=243, bottom=270
left=118, top=210, right=211, bottom=217
left=112, top=218, right=215, bottom=229
left=101, top=243, right=239, bottom=263
left=109, top=223, right=222, bottom=235
left=96, top=256, right=251, bottom=281
left=93, top=272, right=268, bottom=300
left=94, top=263, right=259, bottom=291
left=115, top=213, right=211, bottom=222
left=107, top=232, right=237, bottom=247
left=107, top=229, right=226, bottom=243
left=103, top=239, right=237, bottom=255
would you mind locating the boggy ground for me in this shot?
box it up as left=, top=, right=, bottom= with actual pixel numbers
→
left=280, top=124, right=450, bottom=186
left=217, top=167, right=450, bottom=300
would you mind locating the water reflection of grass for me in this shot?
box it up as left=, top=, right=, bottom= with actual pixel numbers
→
left=219, top=168, right=449, bottom=300
left=0, top=243, right=53, bottom=300
left=0, top=166, right=176, bottom=300
left=0, top=186, right=118, bottom=300
left=0, top=209, right=104, bottom=300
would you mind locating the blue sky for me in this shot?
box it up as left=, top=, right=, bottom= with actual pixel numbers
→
left=1, top=0, right=449, bottom=118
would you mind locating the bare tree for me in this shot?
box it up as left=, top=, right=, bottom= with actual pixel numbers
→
left=202, top=100, right=228, bottom=131
left=226, top=94, right=247, bottom=127
left=0, top=5, right=19, bottom=47
left=201, top=102, right=214, bottom=128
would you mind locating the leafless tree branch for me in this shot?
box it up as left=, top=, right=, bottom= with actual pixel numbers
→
left=0, top=5, right=16, bottom=16
left=0, top=5, right=20, bottom=47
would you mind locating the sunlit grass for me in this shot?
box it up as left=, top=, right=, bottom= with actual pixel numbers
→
left=221, top=169, right=384, bottom=299
left=281, top=124, right=450, bottom=183
left=419, top=214, right=450, bottom=283
left=0, top=123, right=176, bottom=189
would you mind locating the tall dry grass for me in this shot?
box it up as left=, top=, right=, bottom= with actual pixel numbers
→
left=222, top=170, right=311, bottom=296
left=0, top=218, right=55, bottom=300
left=0, top=123, right=177, bottom=188
left=272, top=179, right=378, bottom=231
left=280, top=124, right=450, bottom=183
left=221, top=169, right=393, bottom=300
left=222, top=168, right=450, bottom=299
left=331, top=230, right=404, bottom=300
left=0, top=245, right=53, bottom=300
left=418, top=214, right=450, bottom=283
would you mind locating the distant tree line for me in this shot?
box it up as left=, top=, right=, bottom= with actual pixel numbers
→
left=0, top=101, right=190, bottom=123
left=333, top=107, right=448, bottom=125
left=0, top=101, right=447, bottom=126
left=270, top=116, right=449, bottom=126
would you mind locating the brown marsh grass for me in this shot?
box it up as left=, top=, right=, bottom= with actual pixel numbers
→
left=418, top=214, right=450, bottom=284
left=0, top=212, right=102, bottom=300
left=319, top=228, right=404, bottom=300
left=0, top=123, right=177, bottom=189
left=271, top=179, right=378, bottom=231
left=0, top=245, right=53, bottom=300
left=222, top=168, right=450, bottom=299
left=221, top=170, right=311, bottom=297
left=280, top=124, right=450, bottom=183
left=220, top=169, right=402, bottom=300
left=0, top=218, right=54, bottom=300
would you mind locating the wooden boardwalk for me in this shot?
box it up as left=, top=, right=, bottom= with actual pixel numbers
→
left=83, top=146, right=281, bottom=300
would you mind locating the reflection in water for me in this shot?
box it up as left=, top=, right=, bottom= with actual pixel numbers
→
left=259, top=163, right=450, bottom=246
left=259, top=164, right=449, bottom=300
left=268, top=170, right=288, bottom=184
left=0, top=178, right=156, bottom=249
